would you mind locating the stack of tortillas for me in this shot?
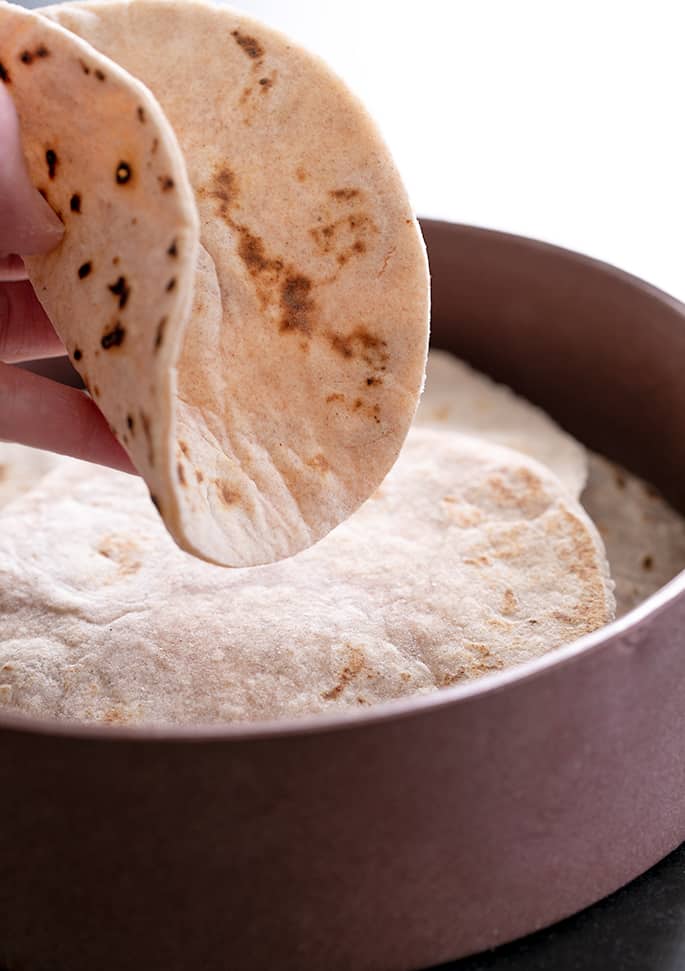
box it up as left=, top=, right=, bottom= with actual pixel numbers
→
left=2, top=343, right=682, bottom=726
left=0, top=2, right=682, bottom=726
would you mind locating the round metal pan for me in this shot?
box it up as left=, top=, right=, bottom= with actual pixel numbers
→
left=1, top=220, right=684, bottom=971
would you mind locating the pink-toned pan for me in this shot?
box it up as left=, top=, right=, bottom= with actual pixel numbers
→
left=1, top=220, right=684, bottom=971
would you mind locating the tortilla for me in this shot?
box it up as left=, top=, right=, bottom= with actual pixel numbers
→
left=0, top=442, right=58, bottom=509
left=416, top=350, right=587, bottom=497
left=0, top=1, right=200, bottom=538
left=0, top=428, right=613, bottom=725
left=44, top=0, right=430, bottom=567
left=582, top=452, right=685, bottom=617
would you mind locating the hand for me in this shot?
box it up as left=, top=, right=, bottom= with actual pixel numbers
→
left=0, top=86, right=135, bottom=474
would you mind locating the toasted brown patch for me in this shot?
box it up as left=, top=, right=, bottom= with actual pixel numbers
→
left=502, top=589, right=518, bottom=616
left=205, top=166, right=237, bottom=219
left=642, top=554, right=654, bottom=571
left=330, top=188, right=360, bottom=201
left=329, top=326, right=388, bottom=370
left=179, top=441, right=190, bottom=458
left=70, top=193, right=81, bottom=213
left=322, top=645, right=367, bottom=701
left=231, top=29, right=264, bottom=59
left=296, top=166, right=308, bottom=182
left=101, top=708, right=131, bottom=724
left=177, top=462, right=187, bottom=486
left=97, top=533, right=141, bottom=576
left=235, top=224, right=283, bottom=278
left=195, top=469, right=204, bottom=484
left=280, top=274, right=314, bottom=335
left=217, top=481, right=241, bottom=505
left=306, top=453, right=330, bottom=473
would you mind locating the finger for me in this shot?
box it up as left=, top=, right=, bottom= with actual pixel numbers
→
left=0, top=86, right=63, bottom=257
left=0, top=256, right=27, bottom=281
left=0, top=281, right=64, bottom=363
left=0, top=362, right=137, bottom=475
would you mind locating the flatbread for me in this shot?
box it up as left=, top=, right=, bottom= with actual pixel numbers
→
left=0, top=429, right=613, bottom=725
left=416, top=350, right=587, bottom=497
left=0, top=442, right=58, bottom=509
left=44, top=0, right=430, bottom=567
left=0, top=0, right=199, bottom=542
left=582, top=452, right=685, bottom=616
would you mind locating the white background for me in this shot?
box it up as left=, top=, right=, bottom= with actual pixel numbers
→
left=25, top=0, right=685, bottom=300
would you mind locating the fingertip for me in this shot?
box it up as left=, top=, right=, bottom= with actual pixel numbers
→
left=0, top=86, right=64, bottom=257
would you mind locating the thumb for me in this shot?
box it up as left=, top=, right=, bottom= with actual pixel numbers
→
left=0, top=85, right=63, bottom=257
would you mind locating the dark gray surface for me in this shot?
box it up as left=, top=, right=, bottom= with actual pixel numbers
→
left=438, top=842, right=685, bottom=971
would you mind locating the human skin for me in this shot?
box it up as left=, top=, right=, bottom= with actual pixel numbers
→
left=0, top=85, right=135, bottom=473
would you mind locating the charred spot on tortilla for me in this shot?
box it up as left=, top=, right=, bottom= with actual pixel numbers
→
left=115, top=161, right=132, bottom=185
left=177, top=462, right=186, bottom=486
left=642, top=555, right=654, bottom=571
left=165, top=277, right=176, bottom=292
left=78, top=261, right=92, bottom=279
left=137, top=106, right=145, bottom=123
left=45, top=148, right=57, bottom=179
left=158, top=175, right=174, bottom=191
left=94, top=68, right=105, bottom=81
left=108, top=276, right=130, bottom=310
left=101, top=322, right=126, bottom=350
left=20, top=46, right=48, bottom=65
left=70, top=193, right=81, bottom=213
left=0, top=61, right=10, bottom=83
left=179, top=441, right=190, bottom=458
left=126, top=414, right=135, bottom=433
left=78, top=58, right=90, bottom=75
left=73, top=348, right=82, bottom=362
left=155, top=317, right=167, bottom=350
left=231, top=29, right=264, bottom=60
left=279, top=274, right=314, bottom=334
left=167, top=239, right=178, bottom=258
